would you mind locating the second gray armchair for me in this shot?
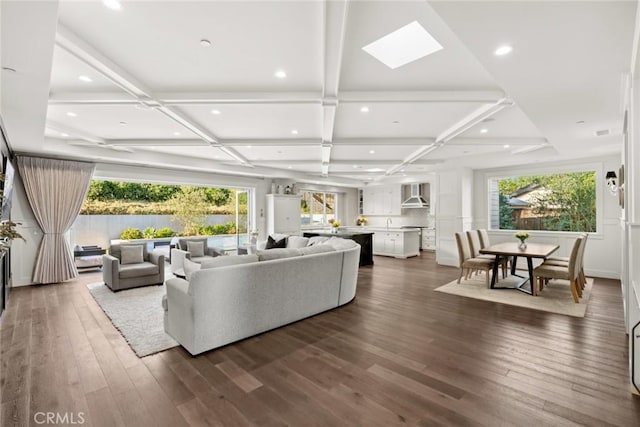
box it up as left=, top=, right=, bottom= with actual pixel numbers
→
left=103, top=243, right=165, bottom=291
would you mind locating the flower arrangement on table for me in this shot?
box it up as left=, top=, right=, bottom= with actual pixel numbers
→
left=331, top=220, right=341, bottom=228
left=356, top=216, right=368, bottom=226
left=515, top=232, right=530, bottom=249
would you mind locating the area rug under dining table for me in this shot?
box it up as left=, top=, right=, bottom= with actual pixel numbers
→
left=86, top=282, right=178, bottom=357
left=434, top=275, right=593, bottom=317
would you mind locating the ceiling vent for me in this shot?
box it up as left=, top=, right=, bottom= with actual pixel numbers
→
left=594, top=129, right=611, bottom=137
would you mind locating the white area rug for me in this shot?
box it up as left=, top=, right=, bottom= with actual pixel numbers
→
left=86, top=282, right=178, bottom=357
left=434, top=275, right=593, bottom=317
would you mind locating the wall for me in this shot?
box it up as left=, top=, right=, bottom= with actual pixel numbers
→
left=470, top=157, right=622, bottom=279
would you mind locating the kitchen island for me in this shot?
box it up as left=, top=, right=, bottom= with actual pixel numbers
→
left=355, top=227, right=421, bottom=259
left=302, top=230, right=374, bottom=266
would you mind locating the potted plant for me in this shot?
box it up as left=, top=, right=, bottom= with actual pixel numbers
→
left=330, top=219, right=341, bottom=233
left=515, top=231, right=530, bottom=249
left=356, top=216, right=368, bottom=226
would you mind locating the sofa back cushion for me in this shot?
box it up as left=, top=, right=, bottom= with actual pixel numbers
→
left=308, top=236, right=330, bottom=246
left=322, top=237, right=360, bottom=251
left=120, top=245, right=144, bottom=264
left=286, top=236, right=309, bottom=248
left=178, top=237, right=208, bottom=251
left=200, top=254, right=259, bottom=270
left=187, top=241, right=205, bottom=257
left=256, top=248, right=301, bottom=261
left=110, top=243, right=148, bottom=263
left=298, top=245, right=335, bottom=256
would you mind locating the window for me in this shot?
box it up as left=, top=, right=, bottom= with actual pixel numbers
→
left=300, top=191, right=337, bottom=225
left=489, top=171, right=596, bottom=232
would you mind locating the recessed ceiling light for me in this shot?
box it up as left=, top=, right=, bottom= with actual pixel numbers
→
left=211, top=109, right=221, bottom=115
left=288, top=166, right=292, bottom=169
left=173, top=132, right=181, bottom=136
left=362, top=21, right=443, bottom=69
left=480, top=128, right=488, bottom=134
left=78, top=75, right=92, bottom=82
left=291, top=129, right=298, bottom=135
left=353, top=165, right=359, bottom=168
left=402, top=174, right=407, bottom=177
left=66, top=112, right=77, bottom=117
left=360, top=106, right=369, bottom=113
left=369, top=150, right=375, bottom=154
left=503, top=144, right=510, bottom=148
left=275, top=70, right=287, bottom=79
left=494, top=45, right=513, bottom=56
left=365, top=168, right=385, bottom=172
left=119, top=121, right=127, bottom=125
left=215, top=155, right=220, bottom=159
left=102, top=0, right=122, bottom=11
left=200, top=39, right=212, bottom=47
left=60, top=133, right=69, bottom=137
left=247, top=145, right=252, bottom=149
left=400, top=169, right=405, bottom=172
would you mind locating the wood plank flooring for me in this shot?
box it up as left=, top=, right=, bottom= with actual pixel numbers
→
left=1, top=252, right=639, bottom=426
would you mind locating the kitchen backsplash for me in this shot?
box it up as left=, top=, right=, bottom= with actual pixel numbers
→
left=363, top=210, right=434, bottom=228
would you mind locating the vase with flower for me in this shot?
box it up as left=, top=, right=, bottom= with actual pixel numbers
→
left=515, top=232, right=530, bottom=249
left=356, top=216, right=368, bottom=226
left=330, top=220, right=341, bottom=233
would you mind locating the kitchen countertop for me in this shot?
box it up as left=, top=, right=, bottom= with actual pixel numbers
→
left=344, top=227, right=421, bottom=233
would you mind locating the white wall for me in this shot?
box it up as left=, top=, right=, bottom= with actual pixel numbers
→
left=470, top=157, right=622, bottom=279
left=436, top=167, right=474, bottom=266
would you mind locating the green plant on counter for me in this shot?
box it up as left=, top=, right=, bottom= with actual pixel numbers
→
left=120, top=227, right=144, bottom=240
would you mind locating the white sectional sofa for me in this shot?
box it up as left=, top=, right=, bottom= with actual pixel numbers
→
left=163, top=237, right=361, bottom=355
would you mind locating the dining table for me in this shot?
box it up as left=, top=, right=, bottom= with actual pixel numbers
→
left=479, top=242, right=560, bottom=296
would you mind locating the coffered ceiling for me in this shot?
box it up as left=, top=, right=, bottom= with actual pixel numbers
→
left=0, top=1, right=635, bottom=187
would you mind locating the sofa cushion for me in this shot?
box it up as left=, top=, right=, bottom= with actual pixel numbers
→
left=200, top=254, right=259, bottom=269
left=265, top=235, right=287, bottom=249
left=187, top=241, right=205, bottom=257
left=323, top=237, right=360, bottom=251
left=308, top=236, right=330, bottom=246
left=298, top=245, right=335, bottom=256
left=178, top=237, right=208, bottom=251
left=190, top=256, right=215, bottom=264
left=257, top=248, right=301, bottom=261
left=119, top=261, right=158, bottom=279
left=183, top=258, right=201, bottom=281
left=287, top=236, right=309, bottom=249
left=120, top=245, right=144, bottom=265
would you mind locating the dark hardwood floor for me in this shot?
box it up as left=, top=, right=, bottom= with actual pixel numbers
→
left=1, top=252, right=639, bottom=426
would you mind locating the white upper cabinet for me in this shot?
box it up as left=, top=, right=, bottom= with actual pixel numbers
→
left=362, top=185, right=401, bottom=216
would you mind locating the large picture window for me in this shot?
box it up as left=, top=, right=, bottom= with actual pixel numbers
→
left=489, top=171, right=596, bottom=232
left=300, top=191, right=337, bottom=226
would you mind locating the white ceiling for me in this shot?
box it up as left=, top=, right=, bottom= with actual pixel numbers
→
left=0, top=0, right=636, bottom=187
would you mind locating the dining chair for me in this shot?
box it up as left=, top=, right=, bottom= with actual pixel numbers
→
left=543, top=233, right=588, bottom=293
left=455, top=232, right=495, bottom=287
left=533, top=236, right=583, bottom=303
left=473, top=229, right=508, bottom=279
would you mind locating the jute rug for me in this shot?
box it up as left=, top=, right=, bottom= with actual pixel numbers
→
left=87, top=282, right=178, bottom=357
left=434, top=274, right=593, bottom=317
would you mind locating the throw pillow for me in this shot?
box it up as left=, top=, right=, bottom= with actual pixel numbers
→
left=287, top=236, right=309, bottom=249
left=298, top=245, right=335, bottom=256
left=120, top=245, right=143, bottom=265
left=265, top=235, right=286, bottom=249
left=183, top=258, right=201, bottom=281
left=256, top=248, right=301, bottom=261
left=187, top=241, right=205, bottom=257
left=200, top=254, right=259, bottom=269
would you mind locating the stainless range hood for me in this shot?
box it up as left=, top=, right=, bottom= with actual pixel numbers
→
left=401, top=183, right=429, bottom=208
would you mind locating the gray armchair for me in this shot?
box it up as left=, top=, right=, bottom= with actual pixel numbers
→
left=170, top=237, right=224, bottom=274
left=103, top=243, right=165, bottom=291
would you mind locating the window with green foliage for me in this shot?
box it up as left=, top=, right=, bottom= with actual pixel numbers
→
left=300, top=191, right=337, bottom=226
left=489, top=171, right=596, bottom=232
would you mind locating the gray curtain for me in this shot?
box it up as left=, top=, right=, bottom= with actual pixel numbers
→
left=17, top=156, right=95, bottom=284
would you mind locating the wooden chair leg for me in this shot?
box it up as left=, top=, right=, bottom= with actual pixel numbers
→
left=570, top=279, right=580, bottom=303
left=458, top=268, right=464, bottom=284
left=485, top=269, right=490, bottom=288
left=538, top=276, right=544, bottom=291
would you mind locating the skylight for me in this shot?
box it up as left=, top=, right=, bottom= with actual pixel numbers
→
left=362, top=21, right=443, bottom=69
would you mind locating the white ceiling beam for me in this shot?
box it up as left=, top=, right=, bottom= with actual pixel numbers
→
left=339, top=90, right=506, bottom=103
left=319, top=0, right=349, bottom=177
left=447, top=137, right=548, bottom=146
left=159, top=91, right=322, bottom=105
left=48, top=92, right=139, bottom=105
left=46, top=120, right=105, bottom=144
left=106, top=139, right=209, bottom=147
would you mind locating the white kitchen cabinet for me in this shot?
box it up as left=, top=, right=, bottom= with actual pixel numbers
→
left=362, top=185, right=402, bottom=216
left=372, top=229, right=420, bottom=258
left=266, top=194, right=301, bottom=235
left=422, top=228, right=436, bottom=251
